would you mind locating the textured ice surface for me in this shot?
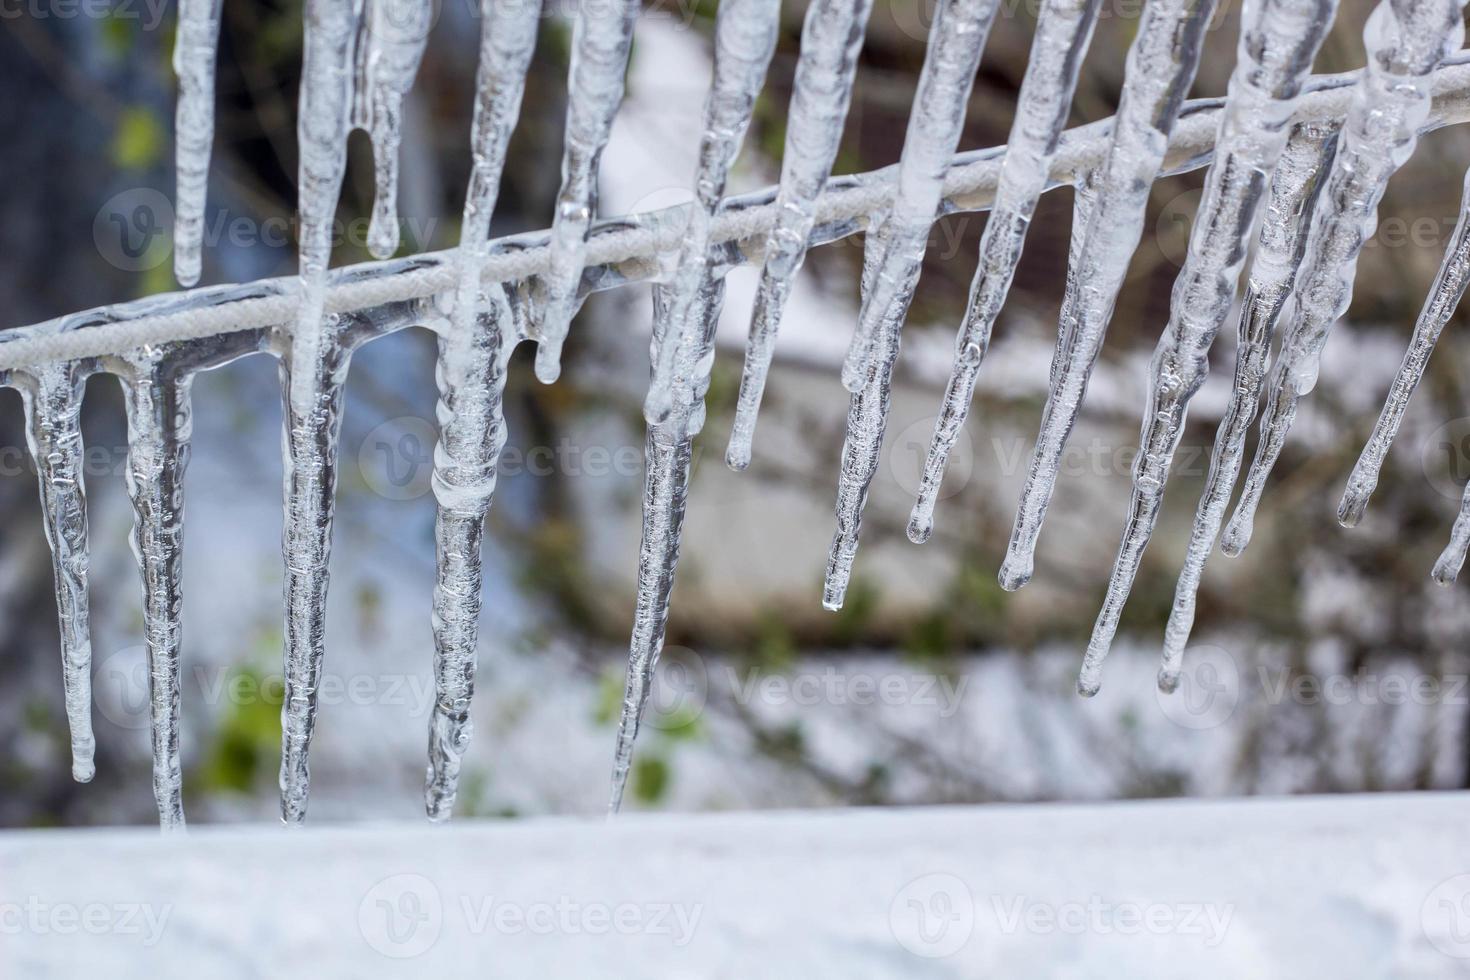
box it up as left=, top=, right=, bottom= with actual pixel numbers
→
left=907, top=0, right=1101, bottom=544
left=1222, top=0, right=1466, bottom=557
left=726, top=0, right=874, bottom=471
left=998, top=0, right=1221, bottom=594
left=823, top=0, right=1002, bottom=610
left=1079, top=0, right=1339, bottom=696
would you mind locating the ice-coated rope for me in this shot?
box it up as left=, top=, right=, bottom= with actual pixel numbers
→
left=3, top=59, right=1470, bottom=375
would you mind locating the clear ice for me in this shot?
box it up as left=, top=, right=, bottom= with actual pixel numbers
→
left=1159, top=122, right=1338, bottom=691
left=610, top=0, right=779, bottom=811
left=823, top=0, right=1002, bottom=610
left=533, top=0, right=641, bottom=385
left=906, top=0, right=1102, bottom=543
left=997, top=0, right=1220, bottom=594
left=724, top=0, right=875, bottom=470
left=1221, top=0, right=1466, bottom=558
left=279, top=0, right=359, bottom=825
left=425, top=0, right=540, bottom=823
left=171, top=0, right=224, bottom=287
left=1077, top=0, right=1339, bottom=697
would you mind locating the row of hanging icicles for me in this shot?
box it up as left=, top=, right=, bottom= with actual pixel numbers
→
left=21, top=0, right=1470, bottom=828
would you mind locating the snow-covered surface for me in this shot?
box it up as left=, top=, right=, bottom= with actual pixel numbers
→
left=4, top=792, right=1470, bottom=976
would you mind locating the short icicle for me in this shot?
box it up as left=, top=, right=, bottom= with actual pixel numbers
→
left=1159, top=122, right=1338, bottom=691
left=643, top=0, right=781, bottom=426
left=836, top=0, right=1001, bottom=394
left=118, top=360, right=194, bottom=831
left=356, top=0, right=432, bottom=259
left=1337, top=163, right=1470, bottom=528
left=997, top=0, right=1219, bottom=593
left=171, top=0, right=225, bottom=287
left=19, top=363, right=96, bottom=784
left=1221, top=0, right=1466, bottom=558
left=907, top=0, right=1102, bottom=543
left=425, top=0, right=540, bottom=823
left=533, top=0, right=640, bottom=385
left=279, top=0, right=358, bottom=826
left=1077, top=0, right=1339, bottom=697
left=724, top=0, right=875, bottom=470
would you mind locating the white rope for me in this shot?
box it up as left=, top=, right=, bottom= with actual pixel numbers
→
left=3, top=60, right=1469, bottom=374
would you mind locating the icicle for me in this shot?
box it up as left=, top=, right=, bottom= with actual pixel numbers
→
left=1433, top=490, right=1470, bottom=583
left=723, top=0, right=874, bottom=469
left=18, top=364, right=95, bottom=784
left=1221, top=0, right=1465, bottom=558
left=822, top=0, right=1001, bottom=609
left=532, top=0, right=640, bottom=385
left=425, top=0, right=539, bottom=823
left=906, top=0, right=1102, bottom=542
left=171, top=0, right=225, bottom=287
left=1159, top=122, right=1337, bottom=692
left=609, top=279, right=723, bottom=814
left=356, top=0, right=432, bottom=259
left=836, top=0, right=1001, bottom=394
left=279, top=0, right=358, bottom=826
left=824, top=235, right=892, bottom=608
left=1338, top=164, right=1470, bottom=528
left=119, top=363, right=194, bottom=831
left=610, top=0, right=780, bottom=809
left=643, top=0, right=781, bottom=425
left=997, top=0, right=1219, bottom=593
left=1077, top=0, right=1338, bottom=697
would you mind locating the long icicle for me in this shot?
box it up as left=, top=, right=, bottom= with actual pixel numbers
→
left=997, top=0, right=1219, bottom=593
left=1159, top=121, right=1338, bottom=691
left=835, top=0, right=1000, bottom=394
left=906, top=0, right=1102, bottom=543
left=532, top=0, right=640, bottom=385
left=609, top=281, right=721, bottom=814
left=279, top=0, right=358, bottom=826
left=119, top=361, right=194, bottom=831
left=19, top=364, right=95, bottom=784
left=610, top=0, right=779, bottom=812
left=724, top=0, right=874, bottom=470
left=171, top=0, right=224, bottom=288
left=1221, top=0, right=1466, bottom=557
left=357, top=0, right=432, bottom=259
left=1338, top=163, right=1470, bottom=527
left=425, top=0, right=540, bottom=823
left=1077, top=0, right=1339, bottom=696
left=822, top=0, right=1002, bottom=610
left=644, top=0, right=781, bottom=425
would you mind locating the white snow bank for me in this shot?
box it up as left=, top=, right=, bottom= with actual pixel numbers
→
left=3, top=792, right=1470, bottom=977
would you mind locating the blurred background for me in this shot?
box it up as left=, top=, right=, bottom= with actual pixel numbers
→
left=3, top=0, right=1470, bottom=828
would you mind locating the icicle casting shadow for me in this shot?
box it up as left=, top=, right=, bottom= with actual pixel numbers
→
left=12, top=0, right=1470, bottom=828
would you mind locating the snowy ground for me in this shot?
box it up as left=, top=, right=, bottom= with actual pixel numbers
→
left=5, top=792, right=1470, bottom=977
